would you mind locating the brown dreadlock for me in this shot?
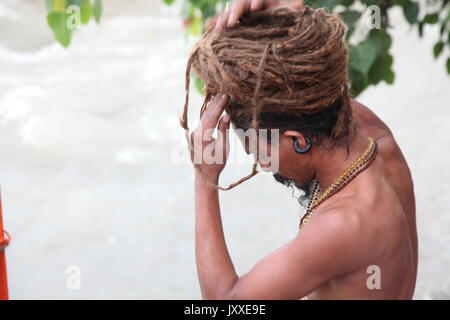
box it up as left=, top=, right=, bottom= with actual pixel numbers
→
left=180, top=5, right=355, bottom=190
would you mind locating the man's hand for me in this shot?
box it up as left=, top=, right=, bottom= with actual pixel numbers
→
left=206, top=0, right=303, bottom=32
left=190, top=94, right=231, bottom=184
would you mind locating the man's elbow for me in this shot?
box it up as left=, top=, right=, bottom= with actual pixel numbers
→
left=202, top=292, right=233, bottom=300
left=202, top=284, right=240, bottom=300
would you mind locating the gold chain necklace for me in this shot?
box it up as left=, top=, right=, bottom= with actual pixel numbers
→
left=299, top=137, right=378, bottom=230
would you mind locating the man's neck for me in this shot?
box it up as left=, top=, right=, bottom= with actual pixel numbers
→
left=312, top=131, right=370, bottom=191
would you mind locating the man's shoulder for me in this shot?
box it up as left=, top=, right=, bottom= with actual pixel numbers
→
left=307, top=195, right=391, bottom=250
left=351, top=100, right=408, bottom=167
left=298, top=204, right=376, bottom=274
left=304, top=202, right=369, bottom=249
left=312, top=201, right=365, bottom=231
left=308, top=191, right=407, bottom=255
left=351, top=100, right=393, bottom=138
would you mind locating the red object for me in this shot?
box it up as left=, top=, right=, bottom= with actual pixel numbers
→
left=0, top=195, right=10, bottom=300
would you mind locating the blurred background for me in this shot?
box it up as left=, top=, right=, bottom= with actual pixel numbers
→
left=0, top=0, right=449, bottom=299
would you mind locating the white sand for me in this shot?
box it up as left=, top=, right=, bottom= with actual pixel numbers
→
left=0, top=0, right=448, bottom=299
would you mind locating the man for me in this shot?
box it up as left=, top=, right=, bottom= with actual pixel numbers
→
left=186, top=0, right=417, bottom=299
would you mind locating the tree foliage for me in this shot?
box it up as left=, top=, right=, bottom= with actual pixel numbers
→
left=43, top=0, right=449, bottom=96
left=46, top=0, right=102, bottom=47
left=165, top=0, right=450, bottom=97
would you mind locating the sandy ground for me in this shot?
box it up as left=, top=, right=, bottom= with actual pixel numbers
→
left=0, top=0, right=449, bottom=299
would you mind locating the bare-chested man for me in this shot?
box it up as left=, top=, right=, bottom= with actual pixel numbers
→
left=188, top=0, right=417, bottom=299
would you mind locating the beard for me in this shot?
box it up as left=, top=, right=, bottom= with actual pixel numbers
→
left=272, top=172, right=315, bottom=208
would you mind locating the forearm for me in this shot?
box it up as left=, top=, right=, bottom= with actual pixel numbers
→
left=194, top=173, right=238, bottom=299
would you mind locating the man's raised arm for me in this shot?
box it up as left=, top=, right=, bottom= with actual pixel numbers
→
left=191, top=95, right=368, bottom=300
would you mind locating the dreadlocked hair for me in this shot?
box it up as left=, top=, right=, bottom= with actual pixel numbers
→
left=180, top=5, right=355, bottom=190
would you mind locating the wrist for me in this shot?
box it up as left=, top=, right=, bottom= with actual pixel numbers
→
left=195, top=171, right=219, bottom=189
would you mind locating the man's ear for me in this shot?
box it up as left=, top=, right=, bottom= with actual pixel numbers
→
left=282, top=130, right=309, bottom=150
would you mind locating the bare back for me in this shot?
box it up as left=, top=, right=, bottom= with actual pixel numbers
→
left=307, top=100, right=418, bottom=299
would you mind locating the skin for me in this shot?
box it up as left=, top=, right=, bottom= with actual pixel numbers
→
left=191, top=0, right=417, bottom=300
left=206, top=0, right=303, bottom=32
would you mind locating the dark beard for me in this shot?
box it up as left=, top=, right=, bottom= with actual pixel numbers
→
left=272, top=173, right=315, bottom=207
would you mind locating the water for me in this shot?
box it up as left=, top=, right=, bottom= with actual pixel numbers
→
left=0, top=0, right=449, bottom=299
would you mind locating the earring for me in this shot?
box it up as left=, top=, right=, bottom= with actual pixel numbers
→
left=293, top=136, right=312, bottom=154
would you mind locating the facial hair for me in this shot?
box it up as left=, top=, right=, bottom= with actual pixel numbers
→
left=272, top=172, right=315, bottom=207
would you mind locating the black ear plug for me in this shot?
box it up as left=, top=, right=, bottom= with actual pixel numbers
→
left=292, top=136, right=312, bottom=154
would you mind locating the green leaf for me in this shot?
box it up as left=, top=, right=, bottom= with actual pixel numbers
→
left=350, top=40, right=377, bottom=74
left=368, top=54, right=393, bottom=85
left=361, top=0, right=382, bottom=6
left=385, top=70, right=395, bottom=84
left=80, top=0, right=91, bottom=24
left=67, top=0, right=82, bottom=6
left=199, top=0, right=217, bottom=20
left=418, top=21, right=424, bottom=37
left=440, top=23, right=446, bottom=36
left=368, top=29, right=392, bottom=54
left=439, top=11, right=450, bottom=36
left=341, top=0, right=354, bottom=6
left=447, top=58, right=450, bottom=75
left=423, top=13, right=439, bottom=25
left=349, top=67, right=369, bottom=97
left=47, top=11, right=72, bottom=47
left=340, top=10, right=361, bottom=39
left=403, top=0, right=419, bottom=24
left=93, top=0, right=102, bottom=23
left=194, top=75, right=205, bottom=95
left=163, top=0, right=176, bottom=5
left=339, top=10, right=361, bottom=28
left=433, top=41, right=444, bottom=58
left=393, top=0, right=407, bottom=6
left=52, top=0, right=66, bottom=12
left=188, top=16, right=203, bottom=36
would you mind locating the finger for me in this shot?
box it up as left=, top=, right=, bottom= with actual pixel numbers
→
left=217, top=114, right=231, bottom=153
left=250, top=0, right=265, bottom=11
left=280, top=0, right=302, bottom=8
left=215, top=10, right=231, bottom=32
left=292, top=0, right=303, bottom=9
left=202, top=94, right=229, bottom=128
left=206, top=15, right=219, bottom=31
left=201, top=94, right=229, bottom=138
left=262, top=0, right=281, bottom=9
left=227, top=0, right=251, bottom=28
